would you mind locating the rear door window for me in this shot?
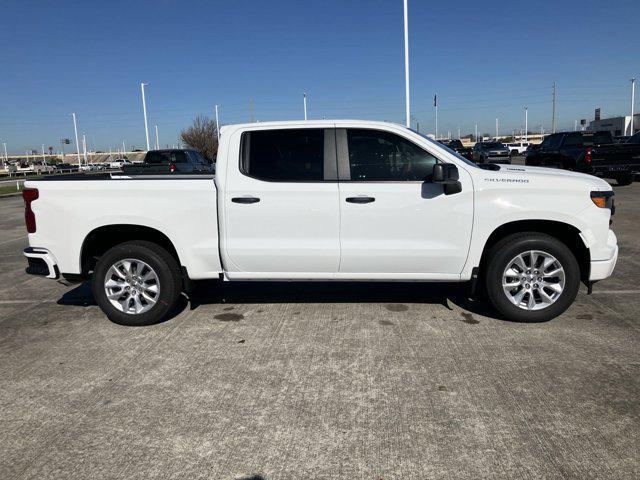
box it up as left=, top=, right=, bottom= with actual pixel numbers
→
left=241, top=129, right=325, bottom=181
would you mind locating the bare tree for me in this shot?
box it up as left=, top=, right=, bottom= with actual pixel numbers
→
left=180, top=115, right=218, bottom=161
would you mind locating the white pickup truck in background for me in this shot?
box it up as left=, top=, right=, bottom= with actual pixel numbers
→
left=22, top=120, right=618, bottom=325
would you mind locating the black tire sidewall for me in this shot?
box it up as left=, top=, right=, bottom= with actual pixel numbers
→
left=91, top=242, right=181, bottom=326
left=485, top=234, right=580, bottom=322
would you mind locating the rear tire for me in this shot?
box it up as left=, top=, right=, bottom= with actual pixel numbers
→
left=91, top=241, right=182, bottom=326
left=484, top=233, right=580, bottom=322
left=615, top=172, right=634, bottom=186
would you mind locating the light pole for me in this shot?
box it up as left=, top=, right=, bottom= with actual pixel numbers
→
left=552, top=81, right=557, bottom=133
left=475, top=124, right=478, bottom=141
left=303, top=91, right=308, bottom=120
left=71, top=113, right=81, bottom=166
left=41, top=144, right=46, bottom=164
left=630, top=77, right=636, bottom=135
left=214, top=104, right=220, bottom=142
left=495, top=118, right=499, bottom=139
left=434, top=93, right=438, bottom=139
left=140, top=82, right=150, bottom=150
left=154, top=125, right=159, bottom=150
left=122, top=141, right=126, bottom=157
left=403, top=0, right=410, bottom=127
left=82, top=133, right=88, bottom=163
left=524, top=106, right=528, bottom=142
left=2, top=142, right=7, bottom=163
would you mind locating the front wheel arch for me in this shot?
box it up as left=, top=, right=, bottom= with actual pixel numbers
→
left=477, top=220, right=590, bottom=284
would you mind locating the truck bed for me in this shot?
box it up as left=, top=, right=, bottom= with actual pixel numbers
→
left=24, top=174, right=221, bottom=279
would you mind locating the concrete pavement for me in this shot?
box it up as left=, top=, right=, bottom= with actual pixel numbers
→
left=0, top=180, right=638, bottom=479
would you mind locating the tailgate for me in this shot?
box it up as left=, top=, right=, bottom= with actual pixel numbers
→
left=592, top=145, right=640, bottom=170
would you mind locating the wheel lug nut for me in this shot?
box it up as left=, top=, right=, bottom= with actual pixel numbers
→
left=525, top=284, right=530, bottom=289
left=537, top=277, right=542, bottom=281
left=534, top=283, right=538, bottom=288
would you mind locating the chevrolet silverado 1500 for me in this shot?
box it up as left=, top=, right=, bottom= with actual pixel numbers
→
left=22, top=120, right=618, bottom=325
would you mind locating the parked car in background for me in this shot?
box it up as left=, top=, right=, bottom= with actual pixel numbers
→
left=505, top=141, right=530, bottom=155
left=122, top=149, right=215, bottom=175
left=33, top=163, right=55, bottom=174
left=22, top=120, right=617, bottom=326
left=613, top=135, right=630, bottom=144
left=525, top=131, right=640, bottom=185
left=438, top=139, right=474, bottom=161
left=53, top=163, right=77, bottom=171
left=109, top=158, right=133, bottom=169
left=472, top=141, right=511, bottom=164
left=79, top=163, right=101, bottom=172
left=524, top=143, right=540, bottom=160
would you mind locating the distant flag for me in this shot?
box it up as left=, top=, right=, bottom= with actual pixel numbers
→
left=434, top=94, right=438, bottom=107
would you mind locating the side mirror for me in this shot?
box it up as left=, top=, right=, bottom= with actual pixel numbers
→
left=432, top=163, right=462, bottom=195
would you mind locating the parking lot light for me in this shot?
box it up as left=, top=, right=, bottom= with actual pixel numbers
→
left=303, top=92, right=308, bottom=120
left=215, top=105, right=220, bottom=142
left=71, top=113, right=81, bottom=166
left=141, top=82, right=150, bottom=151
left=631, top=77, right=636, bottom=135
left=403, top=0, right=410, bottom=127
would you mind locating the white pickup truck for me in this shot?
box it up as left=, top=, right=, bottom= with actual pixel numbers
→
left=22, top=120, right=618, bottom=325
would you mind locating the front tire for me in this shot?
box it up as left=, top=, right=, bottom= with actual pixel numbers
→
left=91, top=241, right=182, bottom=326
left=484, top=233, right=580, bottom=322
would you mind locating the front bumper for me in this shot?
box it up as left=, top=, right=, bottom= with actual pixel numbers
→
left=589, top=230, right=618, bottom=281
left=23, top=247, right=59, bottom=279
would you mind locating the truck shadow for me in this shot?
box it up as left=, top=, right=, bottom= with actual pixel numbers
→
left=57, top=279, right=504, bottom=322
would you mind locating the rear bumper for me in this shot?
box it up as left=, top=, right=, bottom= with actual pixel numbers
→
left=591, top=165, right=640, bottom=176
left=23, top=247, right=59, bottom=279
left=589, top=230, right=618, bottom=281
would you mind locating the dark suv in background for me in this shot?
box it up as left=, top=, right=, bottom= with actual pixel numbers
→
left=438, top=139, right=474, bottom=160
left=123, top=149, right=215, bottom=175
left=472, top=141, right=511, bottom=164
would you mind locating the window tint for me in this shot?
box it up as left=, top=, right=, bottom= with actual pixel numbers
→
left=347, top=129, right=437, bottom=181
left=547, top=134, right=563, bottom=148
left=241, top=129, right=324, bottom=181
left=583, top=132, right=612, bottom=146
left=628, top=132, right=640, bottom=144
left=145, top=151, right=188, bottom=164
left=187, top=151, right=202, bottom=164
left=562, top=133, right=582, bottom=147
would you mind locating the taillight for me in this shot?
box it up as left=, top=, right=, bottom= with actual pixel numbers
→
left=584, top=147, right=592, bottom=164
left=22, top=188, right=39, bottom=233
left=170, top=163, right=176, bottom=173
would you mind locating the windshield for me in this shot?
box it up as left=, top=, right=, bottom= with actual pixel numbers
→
left=409, top=129, right=478, bottom=168
left=482, top=142, right=505, bottom=149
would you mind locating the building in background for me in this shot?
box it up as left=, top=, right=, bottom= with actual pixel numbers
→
left=588, top=114, right=639, bottom=136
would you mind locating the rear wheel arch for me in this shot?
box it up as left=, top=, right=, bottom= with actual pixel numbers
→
left=80, top=224, right=181, bottom=276
left=478, top=220, right=590, bottom=283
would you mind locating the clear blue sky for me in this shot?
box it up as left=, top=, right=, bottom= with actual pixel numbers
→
left=1, top=0, right=638, bottom=153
